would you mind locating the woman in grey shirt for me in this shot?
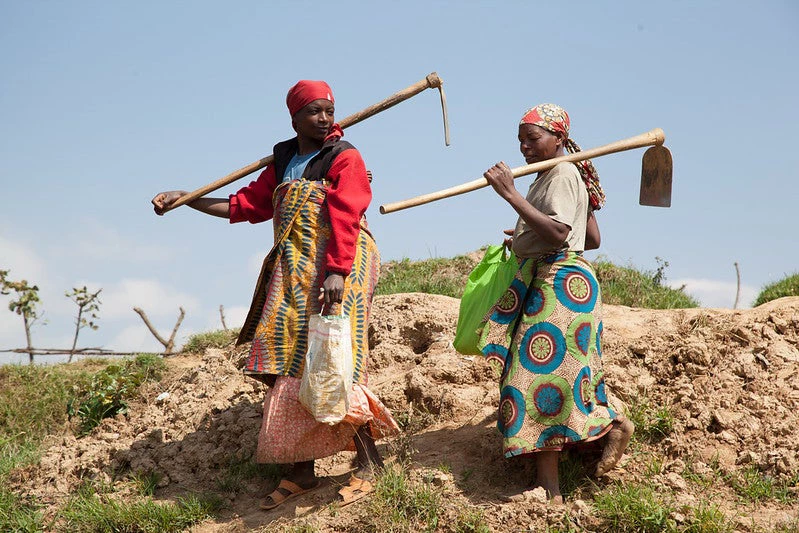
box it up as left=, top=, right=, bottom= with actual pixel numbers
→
left=479, top=103, right=633, bottom=503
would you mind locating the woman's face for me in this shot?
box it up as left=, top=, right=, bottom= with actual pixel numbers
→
left=293, top=98, right=335, bottom=143
left=518, top=124, right=563, bottom=164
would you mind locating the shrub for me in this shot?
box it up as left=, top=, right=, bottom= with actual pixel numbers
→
left=753, top=273, right=799, bottom=307
left=67, top=354, right=165, bottom=436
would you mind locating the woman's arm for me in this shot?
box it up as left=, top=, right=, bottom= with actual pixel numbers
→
left=585, top=209, right=601, bottom=250
left=483, top=162, right=570, bottom=246
left=152, top=191, right=230, bottom=218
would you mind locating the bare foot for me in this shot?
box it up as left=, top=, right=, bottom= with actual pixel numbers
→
left=595, top=416, right=634, bottom=477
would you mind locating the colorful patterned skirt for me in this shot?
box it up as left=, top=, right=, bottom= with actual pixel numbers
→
left=239, top=179, right=380, bottom=384
left=479, top=251, right=619, bottom=457
left=237, top=179, right=398, bottom=463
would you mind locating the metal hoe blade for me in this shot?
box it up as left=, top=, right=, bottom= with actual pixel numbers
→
left=640, top=145, right=673, bottom=207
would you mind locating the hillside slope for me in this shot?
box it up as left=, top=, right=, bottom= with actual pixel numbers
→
left=15, top=295, right=799, bottom=532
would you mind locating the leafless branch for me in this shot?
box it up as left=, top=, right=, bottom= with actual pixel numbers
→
left=219, top=305, right=228, bottom=331
left=133, top=306, right=185, bottom=355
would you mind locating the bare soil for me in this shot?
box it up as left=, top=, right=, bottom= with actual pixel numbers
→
left=13, top=294, right=799, bottom=532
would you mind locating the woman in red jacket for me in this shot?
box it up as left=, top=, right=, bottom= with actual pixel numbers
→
left=152, top=80, right=398, bottom=509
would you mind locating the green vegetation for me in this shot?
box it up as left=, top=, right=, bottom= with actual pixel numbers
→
left=68, top=354, right=166, bottom=436
left=365, top=463, right=443, bottom=532
left=627, top=395, right=675, bottom=444
left=593, top=482, right=676, bottom=532
left=594, top=257, right=700, bottom=309
left=753, top=272, right=799, bottom=307
left=377, top=251, right=699, bottom=309
left=683, top=500, right=734, bottom=532
left=57, top=480, right=222, bottom=532
left=182, top=328, right=240, bottom=353
left=377, top=255, right=477, bottom=298
left=726, top=466, right=799, bottom=505
left=216, top=457, right=281, bottom=493
left=0, top=363, right=97, bottom=531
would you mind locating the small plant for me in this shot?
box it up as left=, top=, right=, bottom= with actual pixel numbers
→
left=183, top=328, right=241, bottom=353
left=365, top=463, right=443, bottom=532
left=593, top=481, right=676, bottom=532
left=132, top=470, right=162, bottom=496
left=682, top=500, right=734, bottom=532
left=753, top=272, right=799, bottom=306
left=454, top=507, right=490, bottom=533
left=0, top=269, right=43, bottom=364
left=627, top=395, right=674, bottom=443
left=723, top=465, right=798, bottom=505
left=65, top=286, right=102, bottom=363
left=68, top=354, right=165, bottom=436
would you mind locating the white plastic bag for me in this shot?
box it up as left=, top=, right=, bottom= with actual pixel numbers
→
left=298, top=314, right=354, bottom=425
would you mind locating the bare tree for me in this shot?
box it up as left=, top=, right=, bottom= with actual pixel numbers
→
left=219, top=304, right=228, bottom=331
left=133, top=306, right=185, bottom=355
left=65, top=286, right=102, bottom=362
left=0, top=269, right=43, bottom=364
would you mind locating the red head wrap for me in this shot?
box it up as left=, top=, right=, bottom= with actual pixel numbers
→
left=286, top=80, right=334, bottom=117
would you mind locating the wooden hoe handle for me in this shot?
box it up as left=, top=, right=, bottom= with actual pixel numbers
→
left=379, top=128, right=666, bottom=214
left=162, top=73, right=447, bottom=213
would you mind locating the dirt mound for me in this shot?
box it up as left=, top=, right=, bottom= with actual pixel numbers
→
left=14, top=295, right=799, bottom=531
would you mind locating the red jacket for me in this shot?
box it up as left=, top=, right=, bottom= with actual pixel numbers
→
left=228, top=145, right=371, bottom=275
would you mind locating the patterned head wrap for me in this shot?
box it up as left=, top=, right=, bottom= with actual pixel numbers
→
left=520, top=103, right=606, bottom=210
left=286, top=80, right=334, bottom=117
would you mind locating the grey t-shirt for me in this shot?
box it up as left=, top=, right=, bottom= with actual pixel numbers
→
left=512, top=162, right=588, bottom=258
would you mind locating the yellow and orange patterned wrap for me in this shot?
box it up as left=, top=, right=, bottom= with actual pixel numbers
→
left=239, top=179, right=379, bottom=384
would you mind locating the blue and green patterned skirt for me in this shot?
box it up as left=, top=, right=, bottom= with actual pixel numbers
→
left=478, top=251, right=619, bottom=457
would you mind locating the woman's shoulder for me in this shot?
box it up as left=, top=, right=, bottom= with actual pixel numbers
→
left=551, top=161, right=581, bottom=179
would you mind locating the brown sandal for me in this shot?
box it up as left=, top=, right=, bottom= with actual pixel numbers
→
left=260, top=478, right=320, bottom=511
left=338, top=474, right=374, bottom=506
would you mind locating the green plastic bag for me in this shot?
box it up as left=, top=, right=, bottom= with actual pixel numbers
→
left=453, top=244, right=518, bottom=355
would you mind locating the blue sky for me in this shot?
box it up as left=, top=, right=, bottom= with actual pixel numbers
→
left=1, top=1, right=797, bottom=361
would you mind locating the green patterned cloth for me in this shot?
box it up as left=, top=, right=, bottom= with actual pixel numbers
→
left=479, top=251, right=620, bottom=457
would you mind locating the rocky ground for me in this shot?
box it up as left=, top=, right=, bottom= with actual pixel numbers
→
left=13, top=295, right=799, bottom=532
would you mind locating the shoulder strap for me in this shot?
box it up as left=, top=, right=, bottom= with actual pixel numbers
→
left=302, top=140, right=355, bottom=182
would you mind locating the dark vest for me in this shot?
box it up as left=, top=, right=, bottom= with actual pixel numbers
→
left=272, top=136, right=355, bottom=183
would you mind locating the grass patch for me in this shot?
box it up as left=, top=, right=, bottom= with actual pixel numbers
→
left=0, top=487, right=44, bottom=532
left=377, top=255, right=477, bottom=298
left=682, top=500, right=734, bottom=532
left=454, top=507, right=490, bottom=532
left=216, top=457, right=281, bottom=493
left=753, top=272, right=799, bottom=306
left=726, top=466, right=798, bottom=504
left=593, top=481, right=676, bottom=532
left=0, top=363, right=93, bottom=464
left=627, top=395, right=675, bottom=443
left=68, top=354, right=165, bottom=436
left=182, top=328, right=241, bottom=353
left=57, top=480, right=223, bottom=532
left=594, top=257, right=699, bottom=309
left=365, top=463, right=443, bottom=532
